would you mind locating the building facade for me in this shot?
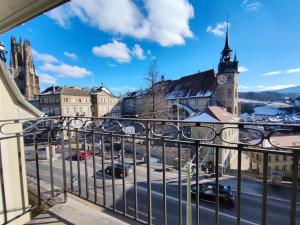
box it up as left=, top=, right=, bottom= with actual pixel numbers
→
left=91, top=86, right=121, bottom=118
left=39, top=86, right=92, bottom=117
left=10, top=36, right=40, bottom=100
left=186, top=106, right=250, bottom=171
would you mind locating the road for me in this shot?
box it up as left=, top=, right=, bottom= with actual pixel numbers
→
left=26, top=149, right=300, bottom=225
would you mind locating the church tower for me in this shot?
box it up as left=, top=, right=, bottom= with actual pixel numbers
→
left=10, top=36, right=40, bottom=100
left=212, top=22, right=239, bottom=115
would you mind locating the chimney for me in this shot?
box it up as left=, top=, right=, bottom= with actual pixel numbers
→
left=52, top=86, right=55, bottom=94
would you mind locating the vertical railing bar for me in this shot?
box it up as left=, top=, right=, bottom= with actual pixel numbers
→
left=215, top=147, right=219, bottom=225
left=34, top=135, right=41, bottom=205
left=68, top=120, right=73, bottom=192
left=16, top=133, right=25, bottom=212
left=178, top=143, right=182, bottom=225
left=133, top=135, right=138, bottom=220
left=195, top=142, right=200, bottom=225
left=146, top=121, right=152, bottom=224
left=121, top=137, right=126, bottom=215
left=236, top=147, right=242, bottom=225
left=111, top=133, right=116, bottom=211
left=289, top=152, right=299, bottom=225
left=84, top=131, right=89, bottom=200
left=162, top=139, right=167, bottom=225
left=101, top=135, right=106, bottom=207
left=92, top=131, right=97, bottom=203
left=75, top=129, right=81, bottom=196
left=48, top=132, right=54, bottom=198
left=61, top=129, right=67, bottom=202
left=0, top=144, right=8, bottom=223
left=261, top=152, right=268, bottom=225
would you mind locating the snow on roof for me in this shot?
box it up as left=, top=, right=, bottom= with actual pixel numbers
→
left=184, top=106, right=239, bottom=123
left=254, top=106, right=283, bottom=116
left=185, top=112, right=219, bottom=122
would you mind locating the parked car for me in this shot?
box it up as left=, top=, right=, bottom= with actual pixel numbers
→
left=191, top=183, right=235, bottom=208
left=67, top=151, right=91, bottom=161
left=105, top=163, right=132, bottom=178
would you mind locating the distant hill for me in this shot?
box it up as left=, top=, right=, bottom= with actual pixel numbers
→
left=275, top=85, right=300, bottom=94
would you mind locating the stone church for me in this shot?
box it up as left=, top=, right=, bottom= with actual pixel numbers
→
left=122, top=24, right=240, bottom=119
left=10, top=36, right=40, bottom=101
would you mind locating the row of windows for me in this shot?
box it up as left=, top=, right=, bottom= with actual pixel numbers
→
left=63, top=97, right=90, bottom=103
left=255, top=154, right=290, bottom=162
left=41, top=97, right=60, bottom=104
left=269, top=165, right=292, bottom=172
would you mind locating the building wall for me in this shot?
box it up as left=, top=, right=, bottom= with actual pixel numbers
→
left=213, top=72, right=239, bottom=115
left=91, top=91, right=120, bottom=118
left=60, top=95, right=91, bottom=117
left=0, top=62, right=42, bottom=224
left=190, top=123, right=250, bottom=171
left=251, top=152, right=300, bottom=177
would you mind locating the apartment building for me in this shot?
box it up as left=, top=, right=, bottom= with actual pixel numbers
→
left=91, top=85, right=121, bottom=118
left=39, top=86, right=91, bottom=117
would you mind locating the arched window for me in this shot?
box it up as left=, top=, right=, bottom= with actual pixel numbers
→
left=227, top=89, right=232, bottom=98
left=17, top=53, right=23, bottom=66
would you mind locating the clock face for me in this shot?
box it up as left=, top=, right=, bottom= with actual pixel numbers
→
left=217, top=75, right=227, bottom=85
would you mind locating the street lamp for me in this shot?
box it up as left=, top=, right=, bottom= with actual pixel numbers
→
left=0, top=42, right=7, bottom=63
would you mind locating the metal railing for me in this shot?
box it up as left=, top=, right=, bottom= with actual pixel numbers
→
left=0, top=116, right=299, bottom=225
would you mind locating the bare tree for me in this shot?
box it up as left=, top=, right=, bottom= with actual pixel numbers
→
left=144, top=59, right=159, bottom=118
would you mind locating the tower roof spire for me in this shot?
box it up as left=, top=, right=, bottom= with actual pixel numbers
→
left=223, top=18, right=231, bottom=53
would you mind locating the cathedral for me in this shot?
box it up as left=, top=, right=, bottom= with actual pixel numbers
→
left=10, top=36, right=40, bottom=101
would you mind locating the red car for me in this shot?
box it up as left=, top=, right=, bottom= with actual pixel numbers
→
left=71, top=151, right=91, bottom=160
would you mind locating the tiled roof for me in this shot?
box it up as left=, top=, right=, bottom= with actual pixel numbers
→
left=165, top=69, right=216, bottom=99
left=40, top=86, right=90, bottom=96
left=185, top=106, right=239, bottom=122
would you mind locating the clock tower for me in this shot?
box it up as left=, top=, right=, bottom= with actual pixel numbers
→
left=212, top=22, right=239, bottom=115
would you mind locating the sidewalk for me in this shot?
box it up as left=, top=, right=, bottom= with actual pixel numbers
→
left=26, top=194, right=142, bottom=225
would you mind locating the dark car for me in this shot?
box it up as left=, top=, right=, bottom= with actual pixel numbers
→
left=191, top=183, right=235, bottom=208
left=105, top=163, right=132, bottom=178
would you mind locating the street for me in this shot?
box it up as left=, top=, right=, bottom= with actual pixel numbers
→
left=26, top=148, right=300, bottom=225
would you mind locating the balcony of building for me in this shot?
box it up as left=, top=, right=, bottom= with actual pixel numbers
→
left=0, top=116, right=299, bottom=225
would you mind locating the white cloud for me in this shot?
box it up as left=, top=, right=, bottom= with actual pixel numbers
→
left=92, top=39, right=131, bottom=63
left=40, top=63, right=91, bottom=78
left=238, top=66, right=249, bottom=73
left=206, top=21, right=229, bottom=37
left=32, top=49, right=59, bottom=63
left=39, top=74, right=57, bottom=84
left=286, top=67, right=300, bottom=74
left=239, top=85, right=249, bottom=90
left=242, top=0, right=262, bottom=12
left=46, top=0, right=194, bottom=47
left=64, top=52, right=78, bottom=61
left=257, top=84, right=297, bottom=91
left=132, top=44, right=145, bottom=60
left=262, top=71, right=282, bottom=76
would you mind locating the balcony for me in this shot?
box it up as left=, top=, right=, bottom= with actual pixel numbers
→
left=0, top=116, right=299, bottom=225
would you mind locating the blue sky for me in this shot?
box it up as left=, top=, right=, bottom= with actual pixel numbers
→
left=1, top=0, right=300, bottom=94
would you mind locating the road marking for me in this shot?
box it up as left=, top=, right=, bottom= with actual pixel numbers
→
left=128, top=207, right=156, bottom=219
left=136, top=186, right=259, bottom=225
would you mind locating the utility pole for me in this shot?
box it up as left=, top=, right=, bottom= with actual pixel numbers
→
left=182, top=162, right=193, bottom=225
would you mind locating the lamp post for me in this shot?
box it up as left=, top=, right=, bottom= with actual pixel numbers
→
left=0, top=42, right=7, bottom=63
